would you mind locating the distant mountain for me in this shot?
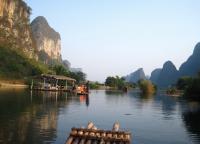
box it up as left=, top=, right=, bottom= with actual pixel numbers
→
left=150, top=68, right=162, bottom=85
left=31, top=16, right=62, bottom=64
left=179, top=42, right=200, bottom=77
left=62, top=60, right=71, bottom=70
left=156, top=61, right=178, bottom=88
left=70, top=68, right=82, bottom=73
left=126, top=68, right=146, bottom=83
left=149, top=42, right=200, bottom=88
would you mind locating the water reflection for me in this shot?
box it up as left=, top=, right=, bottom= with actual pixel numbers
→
left=1, top=89, right=200, bottom=144
left=138, top=93, right=155, bottom=102
left=79, top=95, right=89, bottom=107
left=104, top=90, right=126, bottom=106
left=182, top=101, right=200, bottom=144
left=154, top=94, right=178, bottom=120
left=0, top=89, right=90, bottom=143
left=105, top=90, right=126, bottom=96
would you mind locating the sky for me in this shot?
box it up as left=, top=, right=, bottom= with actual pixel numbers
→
left=25, top=0, right=200, bottom=82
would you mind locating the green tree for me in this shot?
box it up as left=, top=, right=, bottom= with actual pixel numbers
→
left=105, top=76, right=117, bottom=87
left=89, top=81, right=100, bottom=89
left=184, top=77, right=200, bottom=99
left=176, top=76, right=193, bottom=90
left=0, top=46, right=49, bottom=79
left=53, top=65, right=68, bottom=75
left=69, top=71, right=86, bottom=83
left=52, top=65, right=86, bottom=84
left=105, top=76, right=132, bottom=90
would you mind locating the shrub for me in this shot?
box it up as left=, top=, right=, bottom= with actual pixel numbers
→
left=139, top=80, right=155, bottom=95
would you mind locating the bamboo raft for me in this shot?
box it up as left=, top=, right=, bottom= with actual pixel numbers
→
left=66, top=122, right=131, bottom=144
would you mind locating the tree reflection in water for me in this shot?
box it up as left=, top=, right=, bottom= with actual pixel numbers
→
left=1, top=89, right=200, bottom=144
left=182, top=101, right=200, bottom=144
left=0, top=89, right=90, bottom=143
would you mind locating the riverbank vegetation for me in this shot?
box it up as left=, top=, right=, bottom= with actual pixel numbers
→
left=138, top=80, right=156, bottom=95
left=166, top=87, right=182, bottom=96
left=0, top=46, right=49, bottom=79
left=105, top=76, right=134, bottom=90
left=176, top=73, right=200, bottom=99
left=89, top=81, right=102, bottom=89
left=0, top=46, right=86, bottom=84
left=52, top=65, right=86, bottom=84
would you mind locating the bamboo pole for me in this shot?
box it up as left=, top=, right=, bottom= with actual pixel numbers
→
left=100, top=139, right=105, bottom=144
left=92, top=140, right=98, bottom=144
left=72, top=138, right=79, bottom=144
left=79, top=139, right=86, bottom=144
left=66, top=129, right=77, bottom=144
left=66, top=137, right=73, bottom=144
left=107, top=122, right=120, bottom=144
left=66, top=122, right=131, bottom=144
left=79, top=122, right=95, bottom=144
left=86, top=140, right=91, bottom=144
left=86, top=122, right=96, bottom=144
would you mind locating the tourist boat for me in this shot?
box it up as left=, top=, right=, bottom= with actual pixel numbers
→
left=76, top=84, right=89, bottom=95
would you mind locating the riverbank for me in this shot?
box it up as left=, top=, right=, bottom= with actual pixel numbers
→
left=0, top=80, right=28, bottom=88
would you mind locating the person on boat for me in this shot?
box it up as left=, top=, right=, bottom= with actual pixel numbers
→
left=86, top=81, right=89, bottom=93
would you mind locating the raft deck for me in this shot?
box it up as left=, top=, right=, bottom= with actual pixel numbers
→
left=66, top=122, right=131, bottom=144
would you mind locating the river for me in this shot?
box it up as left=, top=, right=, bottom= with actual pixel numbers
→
left=0, top=89, right=200, bottom=144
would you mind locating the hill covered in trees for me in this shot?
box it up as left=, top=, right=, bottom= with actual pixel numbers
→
left=0, top=0, right=86, bottom=83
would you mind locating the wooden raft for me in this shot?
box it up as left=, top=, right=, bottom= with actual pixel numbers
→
left=66, top=122, right=131, bottom=144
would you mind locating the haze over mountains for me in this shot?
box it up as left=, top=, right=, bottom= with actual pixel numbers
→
left=150, top=69, right=161, bottom=84
left=126, top=42, right=200, bottom=88
left=126, top=68, right=146, bottom=83
left=153, top=61, right=178, bottom=88
left=0, top=0, right=199, bottom=84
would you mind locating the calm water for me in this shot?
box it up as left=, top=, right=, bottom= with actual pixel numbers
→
left=0, top=89, right=200, bottom=144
